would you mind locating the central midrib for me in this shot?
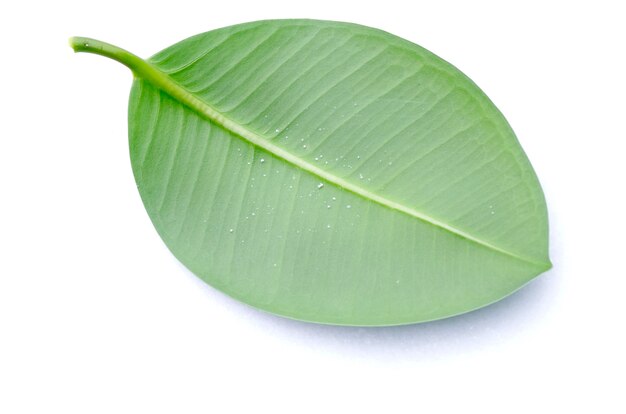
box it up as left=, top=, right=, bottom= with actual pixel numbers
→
left=147, top=66, right=549, bottom=269
left=69, top=36, right=546, bottom=268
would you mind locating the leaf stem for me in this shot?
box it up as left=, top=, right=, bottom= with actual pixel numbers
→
left=69, top=37, right=208, bottom=117
left=69, top=37, right=148, bottom=72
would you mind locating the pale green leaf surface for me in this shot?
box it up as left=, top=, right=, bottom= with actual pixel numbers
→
left=72, top=19, right=550, bottom=325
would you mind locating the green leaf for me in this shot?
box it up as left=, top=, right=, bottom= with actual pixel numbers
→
left=70, top=19, right=551, bottom=326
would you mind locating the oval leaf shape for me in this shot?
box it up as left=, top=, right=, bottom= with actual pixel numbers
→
left=70, top=19, right=551, bottom=326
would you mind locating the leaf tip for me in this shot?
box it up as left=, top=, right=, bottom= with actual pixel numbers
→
left=545, top=259, right=553, bottom=271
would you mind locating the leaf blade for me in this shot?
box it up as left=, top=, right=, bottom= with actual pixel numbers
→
left=74, top=19, right=551, bottom=325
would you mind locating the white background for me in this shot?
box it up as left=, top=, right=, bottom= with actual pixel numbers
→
left=1, top=0, right=625, bottom=412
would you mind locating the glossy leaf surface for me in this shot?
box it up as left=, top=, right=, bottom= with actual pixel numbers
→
left=71, top=20, right=551, bottom=325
